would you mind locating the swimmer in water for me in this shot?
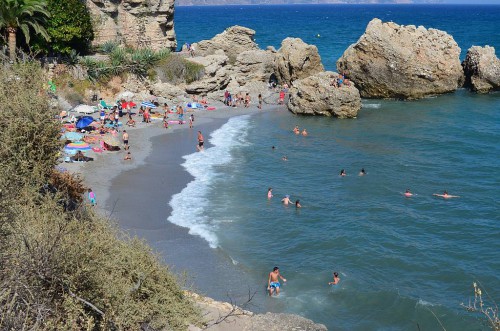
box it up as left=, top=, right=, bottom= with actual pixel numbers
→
left=268, top=266, right=286, bottom=296
left=359, top=168, right=366, bottom=176
left=328, top=272, right=340, bottom=285
left=404, top=189, right=413, bottom=197
left=433, top=190, right=460, bottom=199
left=340, top=169, right=346, bottom=177
left=293, top=125, right=300, bottom=135
left=282, top=156, right=288, bottom=161
left=281, top=195, right=292, bottom=205
left=272, top=146, right=275, bottom=150
left=301, top=129, right=308, bottom=136
left=268, top=188, right=273, bottom=199
left=295, top=200, right=302, bottom=208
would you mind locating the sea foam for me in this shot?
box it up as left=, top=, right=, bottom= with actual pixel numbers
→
left=168, top=115, right=251, bottom=248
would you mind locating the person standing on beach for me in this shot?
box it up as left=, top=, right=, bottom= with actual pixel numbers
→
left=278, top=90, right=285, bottom=105
left=189, top=114, right=194, bottom=129
left=197, top=131, right=204, bottom=152
left=122, top=130, right=129, bottom=150
left=268, top=266, right=286, bottom=296
left=244, top=93, right=251, bottom=108
left=258, top=94, right=263, bottom=109
left=88, top=188, right=96, bottom=206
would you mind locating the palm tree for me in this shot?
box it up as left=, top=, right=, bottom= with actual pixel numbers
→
left=0, top=0, right=50, bottom=61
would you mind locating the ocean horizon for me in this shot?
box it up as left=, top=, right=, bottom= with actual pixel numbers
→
left=171, top=4, right=500, bottom=330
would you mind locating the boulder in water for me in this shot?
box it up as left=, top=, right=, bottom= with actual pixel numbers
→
left=462, top=46, right=500, bottom=94
left=337, top=18, right=464, bottom=99
left=287, top=71, right=361, bottom=119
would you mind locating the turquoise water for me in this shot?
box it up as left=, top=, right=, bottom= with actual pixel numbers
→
left=172, top=5, right=500, bottom=330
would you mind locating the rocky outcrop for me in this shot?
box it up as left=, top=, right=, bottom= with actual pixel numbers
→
left=185, top=52, right=231, bottom=94
left=274, top=38, right=324, bottom=84
left=191, top=26, right=259, bottom=60
left=231, top=49, right=275, bottom=86
left=86, top=0, right=176, bottom=50
left=288, top=71, right=361, bottom=118
left=462, top=46, right=500, bottom=94
left=188, top=292, right=327, bottom=331
left=337, top=18, right=464, bottom=99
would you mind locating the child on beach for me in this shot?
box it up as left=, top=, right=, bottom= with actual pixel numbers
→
left=124, top=152, right=132, bottom=160
left=258, top=94, right=263, bottom=109
left=189, top=114, right=194, bottom=129
left=88, top=188, right=96, bottom=206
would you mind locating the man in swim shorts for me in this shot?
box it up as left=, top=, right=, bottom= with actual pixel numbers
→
left=122, top=130, right=129, bottom=150
left=197, top=131, right=204, bottom=152
left=268, top=266, right=286, bottom=296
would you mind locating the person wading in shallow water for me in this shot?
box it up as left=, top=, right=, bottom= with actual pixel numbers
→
left=267, top=266, right=286, bottom=296
left=197, top=131, right=204, bottom=152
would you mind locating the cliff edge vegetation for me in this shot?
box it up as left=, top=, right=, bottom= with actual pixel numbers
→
left=0, top=61, right=200, bottom=330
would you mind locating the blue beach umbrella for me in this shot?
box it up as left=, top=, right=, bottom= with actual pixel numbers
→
left=141, top=101, right=157, bottom=109
left=76, top=116, right=95, bottom=129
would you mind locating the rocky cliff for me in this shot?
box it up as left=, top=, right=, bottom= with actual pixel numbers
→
left=86, top=0, right=176, bottom=50
left=462, top=46, right=500, bottom=94
left=337, top=18, right=464, bottom=99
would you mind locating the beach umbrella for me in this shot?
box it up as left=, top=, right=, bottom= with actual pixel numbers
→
left=102, top=135, right=121, bottom=147
left=65, top=141, right=91, bottom=152
left=73, top=104, right=97, bottom=114
left=76, top=116, right=95, bottom=129
left=121, top=101, right=137, bottom=109
left=141, top=101, right=157, bottom=109
left=62, top=132, right=83, bottom=142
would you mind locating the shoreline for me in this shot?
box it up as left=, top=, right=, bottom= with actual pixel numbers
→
left=64, top=103, right=281, bottom=302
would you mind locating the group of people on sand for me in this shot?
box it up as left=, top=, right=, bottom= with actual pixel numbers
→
left=223, top=90, right=253, bottom=108
left=267, top=267, right=340, bottom=296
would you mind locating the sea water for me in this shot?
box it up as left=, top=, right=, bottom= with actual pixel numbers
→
left=172, top=5, right=500, bottom=330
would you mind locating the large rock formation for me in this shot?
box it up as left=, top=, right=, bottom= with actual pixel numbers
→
left=274, top=38, right=324, bottom=84
left=86, top=0, right=176, bottom=50
left=462, top=46, right=500, bottom=94
left=288, top=71, right=362, bottom=118
left=232, top=49, right=275, bottom=86
left=191, top=26, right=259, bottom=60
left=337, top=18, right=464, bottom=99
left=185, top=52, right=231, bottom=94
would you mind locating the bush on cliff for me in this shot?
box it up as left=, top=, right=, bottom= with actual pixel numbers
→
left=0, top=62, right=200, bottom=329
left=31, top=0, right=94, bottom=55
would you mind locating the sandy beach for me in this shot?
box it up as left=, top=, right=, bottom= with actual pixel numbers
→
left=64, top=103, right=281, bottom=305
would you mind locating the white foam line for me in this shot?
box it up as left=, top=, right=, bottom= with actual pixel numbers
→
left=167, top=115, right=251, bottom=248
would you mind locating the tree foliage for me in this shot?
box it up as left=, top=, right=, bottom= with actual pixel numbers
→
left=0, top=0, right=50, bottom=59
left=0, top=61, right=200, bottom=330
left=32, top=0, right=94, bottom=55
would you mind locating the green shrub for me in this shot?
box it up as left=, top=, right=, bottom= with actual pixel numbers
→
left=79, top=48, right=171, bottom=81
left=155, top=54, right=205, bottom=84
left=0, top=61, right=201, bottom=330
left=32, top=0, right=94, bottom=55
